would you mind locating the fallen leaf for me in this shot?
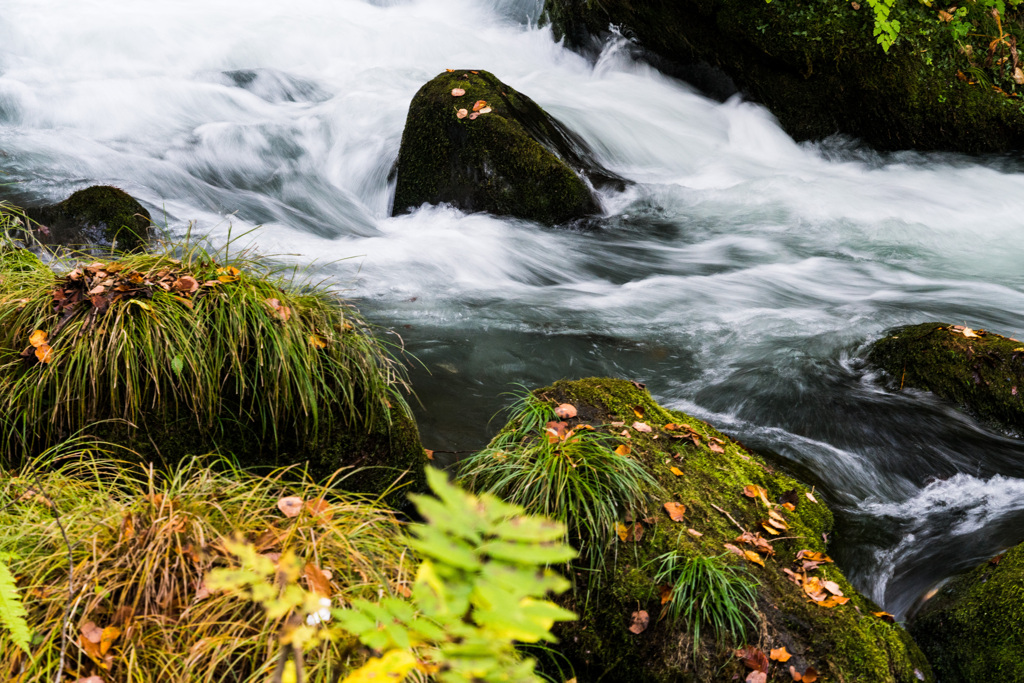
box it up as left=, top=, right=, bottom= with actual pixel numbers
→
left=747, top=672, right=767, bottom=683
left=305, top=562, right=332, bottom=597
left=796, top=550, right=833, bottom=563
left=822, top=580, right=844, bottom=596
left=74, top=677, right=105, bottom=683
left=961, top=327, right=980, bottom=338
left=305, top=498, right=334, bottom=521
left=456, top=109, right=468, bottom=119
left=782, top=502, right=797, bottom=512
left=818, top=595, right=850, bottom=607
left=803, top=577, right=827, bottom=601
left=616, top=523, right=630, bottom=542
left=99, top=625, right=121, bottom=656
left=633, top=421, right=652, bottom=433
left=546, top=421, right=570, bottom=443
left=938, top=8, right=954, bottom=20
left=663, top=502, right=686, bottom=522
left=663, top=423, right=678, bottom=431
left=309, top=334, right=328, bottom=349
left=723, top=543, right=745, bottom=558
left=615, top=444, right=631, bottom=456
left=805, top=491, right=818, bottom=504
left=687, top=528, right=703, bottom=538
left=472, top=99, right=488, bottom=112
left=451, top=88, right=466, bottom=96
left=872, top=611, right=896, bottom=623
left=709, top=441, right=725, bottom=454
left=173, top=275, right=199, bottom=293
left=478, top=106, right=492, bottom=114
left=744, top=550, right=765, bottom=567
left=801, top=668, right=819, bottom=683
left=659, top=584, right=674, bottom=605
left=555, top=403, right=578, bottom=419
left=669, top=466, right=684, bottom=476
left=631, top=523, right=644, bottom=541
left=770, top=647, right=792, bottom=662
left=632, top=406, right=645, bottom=419
left=760, top=521, right=781, bottom=536
left=35, top=344, right=53, bottom=364
left=628, top=610, right=649, bottom=634
left=277, top=496, right=303, bottom=518
left=736, top=646, right=769, bottom=672
left=743, top=484, right=771, bottom=507
left=81, top=621, right=103, bottom=644
left=29, top=330, right=48, bottom=347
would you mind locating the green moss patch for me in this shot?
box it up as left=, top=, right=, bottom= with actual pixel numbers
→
left=29, top=185, right=151, bottom=250
left=544, top=0, right=1024, bottom=152
left=503, top=378, right=932, bottom=682
left=393, top=70, right=609, bottom=225
left=909, top=542, right=1024, bottom=682
left=868, top=322, right=1024, bottom=434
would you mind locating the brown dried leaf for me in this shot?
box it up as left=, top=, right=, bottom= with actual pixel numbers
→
left=659, top=584, right=674, bottom=605
left=805, top=491, right=818, bottom=504
left=736, top=646, right=770, bottom=672
left=632, top=421, right=652, bottom=433
left=277, top=496, right=303, bottom=518
left=687, top=528, right=703, bottom=538
left=709, top=441, right=725, bottom=454
left=173, top=275, right=199, bottom=293
left=305, top=498, right=334, bottom=521
left=723, top=543, right=745, bottom=558
left=628, top=609, right=649, bottom=634
left=456, top=109, right=468, bottom=119
left=305, top=562, right=332, bottom=597
left=663, top=502, right=686, bottom=522
left=801, top=667, right=819, bottom=682
left=555, top=403, right=578, bottom=419
left=822, top=580, right=844, bottom=596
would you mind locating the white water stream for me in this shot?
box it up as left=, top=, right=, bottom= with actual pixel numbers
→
left=2, top=0, right=1023, bottom=618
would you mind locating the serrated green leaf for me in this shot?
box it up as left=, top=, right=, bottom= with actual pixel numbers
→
left=0, top=557, right=32, bottom=654
left=479, top=540, right=577, bottom=566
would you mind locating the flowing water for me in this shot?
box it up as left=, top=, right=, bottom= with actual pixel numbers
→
left=2, top=0, right=1024, bottom=619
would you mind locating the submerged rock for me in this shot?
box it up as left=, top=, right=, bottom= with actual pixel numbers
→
left=393, top=69, right=618, bottom=225
left=909, top=543, right=1024, bottom=682
left=28, top=185, right=151, bottom=250
left=467, top=377, right=933, bottom=682
left=543, top=0, right=1024, bottom=153
left=868, top=322, right=1024, bottom=434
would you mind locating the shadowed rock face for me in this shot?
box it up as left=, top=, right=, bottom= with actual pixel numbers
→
left=909, top=542, right=1024, bottom=682
left=393, top=69, right=622, bottom=225
left=868, top=323, right=1024, bottom=435
left=544, top=0, right=1024, bottom=153
left=28, top=185, right=151, bottom=250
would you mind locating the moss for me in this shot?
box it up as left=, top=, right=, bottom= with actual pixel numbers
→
left=393, top=70, right=609, bottom=225
left=522, top=378, right=932, bottom=682
left=908, top=543, right=1024, bottom=682
left=544, top=0, right=1024, bottom=153
left=868, top=322, right=1024, bottom=434
left=31, top=185, right=151, bottom=250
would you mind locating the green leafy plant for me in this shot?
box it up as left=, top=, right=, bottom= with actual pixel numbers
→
left=0, top=554, right=31, bottom=654
left=650, top=550, right=758, bottom=653
left=867, top=0, right=902, bottom=52
left=457, top=391, right=659, bottom=572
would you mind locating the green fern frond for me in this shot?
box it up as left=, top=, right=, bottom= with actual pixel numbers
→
left=0, top=555, right=32, bottom=654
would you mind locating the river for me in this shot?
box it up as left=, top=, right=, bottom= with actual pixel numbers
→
left=2, top=0, right=1023, bottom=619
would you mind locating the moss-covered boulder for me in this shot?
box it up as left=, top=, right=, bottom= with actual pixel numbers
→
left=393, top=70, right=618, bottom=225
left=908, top=543, right=1024, bottom=682
left=470, top=378, right=932, bottom=682
left=0, top=243, right=426, bottom=500
left=544, top=0, right=1024, bottom=153
left=28, top=185, right=151, bottom=250
left=868, top=322, right=1024, bottom=434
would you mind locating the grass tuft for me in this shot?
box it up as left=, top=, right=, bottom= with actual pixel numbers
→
left=0, top=222, right=409, bottom=469
left=0, top=442, right=411, bottom=682
left=650, top=550, right=759, bottom=652
left=457, top=390, right=658, bottom=573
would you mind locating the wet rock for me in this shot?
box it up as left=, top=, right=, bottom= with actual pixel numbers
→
left=543, top=0, right=1024, bottom=153
left=28, top=185, right=151, bottom=250
left=393, top=69, right=620, bottom=225
left=465, top=377, right=934, bottom=682
left=868, top=322, right=1024, bottom=434
left=908, top=543, right=1024, bottom=682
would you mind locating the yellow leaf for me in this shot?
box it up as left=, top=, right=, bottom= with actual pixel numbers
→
left=35, top=344, right=53, bottom=364
left=616, top=523, right=630, bottom=542
left=309, top=334, right=328, bottom=349
left=743, top=550, right=765, bottom=567
left=614, top=444, right=631, bottom=456
left=217, top=275, right=239, bottom=283
left=669, top=466, right=684, bottom=476
left=663, top=502, right=686, bottom=522
left=29, top=329, right=47, bottom=347
left=99, top=626, right=121, bottom=656
left=341, top=649, right=420, bottom=683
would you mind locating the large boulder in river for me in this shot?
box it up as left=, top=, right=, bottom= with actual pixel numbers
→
left=908, top=543, right=1024, bottom=682
left=460, top=377, right=933, bottom=682
left=868, top=323, right=1024, bottom=434
left=393, top=70, right=616, bottom=225
left=28, top=185, right=151, bottom=250
left=544, top=0, right=1024, bottom=153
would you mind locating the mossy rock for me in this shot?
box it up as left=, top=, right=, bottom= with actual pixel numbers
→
left=522, top=378, right=932, bottom=682
left=868, top=322, right=1024, bottom=434
left=0, top=247, right=427, bottom=502
left=908, top=543, right=1024, bottom=682
left=393, top=69, right=618, bottom=225
left=28, top=185, right=151, bottom=250
left=544, top=0, right=1024, bottom=153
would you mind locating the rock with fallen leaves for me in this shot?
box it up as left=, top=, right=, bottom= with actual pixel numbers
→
left=869, top=322, right=1024, bottom=434
left=392, top=69, right=624, bottom=225
left=24, top=185, right=151, bottom=250
left=514, top=378, right=933, bottom=683
left=909, top=541, right=1024, bottom=682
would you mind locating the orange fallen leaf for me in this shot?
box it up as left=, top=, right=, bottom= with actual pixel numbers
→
left=29, top=330, right=48, bottom=347
left=744, top=550, right=765, bottom=567
left=663, top=423, right=678, bottom=431
left=424, top=449, right=434, bottom=461
left=938, top=8, right=954, bottom=20
left=616, top=523, right=630, bottom=542
left=659, top=584, right=674, bottom=604
left=770, top=647, right=792, bottom=662
left=632, top=406, right=645, bottom=419
left=304, top=498, right=334, bottom=521
left=872, top=611, right=895, bottom=623
left=446, top=68, right=454, bottom=72
left=615, top=444, right=631, bottom=456
left=472, top=99, right=488, bottom=112
left=451, top=88, right=465, bottom=96
left=305, top=562, right=332, bottom=597
left=628, top=609, right=649, bottom=634
left=743, top=484, right=771, bottom=507
left=555, top=403, right=578, bottom=419
left=309, top=334, right=328, bottom=349
left=277, top=496, right=303, bottom=518
left=796, top=550, right=833, bottom=563
left=782, top=502, right=797, bottom=512
left=35, top=344, right=53, bottom=364
left=801, top=667, right=819, bottom=682
left=723, top=543, right=745, bottom=558
left=663, top=502, right=686, bottom=522
left=669, top=466, right=684, bottom=476
left=99, top=625, right=121, bottom=656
